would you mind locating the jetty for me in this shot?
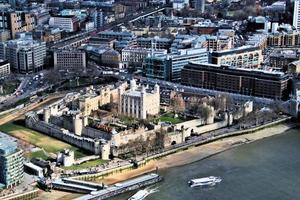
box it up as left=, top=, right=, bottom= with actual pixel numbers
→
left=74, top=173, right=162, bottom=200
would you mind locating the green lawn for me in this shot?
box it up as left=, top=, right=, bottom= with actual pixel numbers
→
left=0, top=123, right=89, bottom=159
left=159, top=113, right=185, bottom=124
left=63, top=159, right=107, bottom=170
left=27, top=150, right=49, bottom=160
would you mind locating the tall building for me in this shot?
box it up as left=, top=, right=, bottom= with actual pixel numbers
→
left=0, top=35, right=46, bottom=73
left=93, top=10, right=104, bottom=29
left=181, top=62, right=290, bottom=100
left=0, top=10, right=35, bottom=39
left=144, top=48, right=208, bottom=81
left=0, top=132, right=24, bottom=189
left=118, top=79, right=160, bottom=119
left=195, top=0, right=205, bottom=13
left=293, top=0, right=300, bottom=30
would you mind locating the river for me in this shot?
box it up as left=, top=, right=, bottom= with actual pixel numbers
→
left=111, top=128, right=300, bottom=200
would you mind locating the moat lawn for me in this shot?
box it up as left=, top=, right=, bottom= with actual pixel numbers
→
left=0, top=122, right=88, bottom=159
left=63, top=159, right=108, bottom=171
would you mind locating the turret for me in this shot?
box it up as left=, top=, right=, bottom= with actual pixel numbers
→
left=73, top=114, right=83, bottom=136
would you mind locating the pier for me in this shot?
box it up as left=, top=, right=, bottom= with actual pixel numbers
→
left=74, top=173, right=162, bottom=200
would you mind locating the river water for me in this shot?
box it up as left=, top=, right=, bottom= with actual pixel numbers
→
left=111, top=128, right=300, bottom=200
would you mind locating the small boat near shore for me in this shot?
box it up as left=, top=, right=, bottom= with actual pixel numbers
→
left=188, top=176, right=222, bottom=187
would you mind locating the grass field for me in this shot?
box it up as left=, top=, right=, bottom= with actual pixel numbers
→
left=63, top=159, right=107, bottom=170
left=0, top=123, right=88, bottom=159
left=159, top=113, right=185, bottom=124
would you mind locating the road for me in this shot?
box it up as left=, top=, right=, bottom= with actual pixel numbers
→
left=0, top=93, right=64, bottom=126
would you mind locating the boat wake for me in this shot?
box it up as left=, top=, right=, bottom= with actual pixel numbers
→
left=146, top=186, right=159, bottom=194
left=128, top=186, right=159, bottom=200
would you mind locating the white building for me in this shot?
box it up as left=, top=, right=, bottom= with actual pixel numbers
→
left=293, top=0, right=300, bottom=30
left=118, top=79, right=160, bottom=119
left=49, top=16, right=79, bottom=32
left=0, top=60, right=10, bottom=78
left=121, top=47, right=167, bottom=68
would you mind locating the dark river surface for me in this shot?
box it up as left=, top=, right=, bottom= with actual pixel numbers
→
left=111, top=128, right=300, bottom=200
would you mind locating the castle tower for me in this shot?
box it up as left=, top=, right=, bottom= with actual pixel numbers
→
left=43, top=107, right=51, bottom=123
left=73, top=114, right=83, bottom=136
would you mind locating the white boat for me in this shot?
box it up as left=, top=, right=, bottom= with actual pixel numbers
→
left=128, top=189, right=150, bottom=200
left=188, top=176, right=222, bottom=187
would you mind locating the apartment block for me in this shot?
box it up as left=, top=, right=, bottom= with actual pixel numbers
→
left=0, top=132, right=24, bottom=189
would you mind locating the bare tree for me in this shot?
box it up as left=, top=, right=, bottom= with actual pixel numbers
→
left=170, top=94, right=186, bottom=114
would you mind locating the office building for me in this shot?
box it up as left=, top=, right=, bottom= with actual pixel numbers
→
left=93, top=10, right=104, bottom=29
left=144, top=48, right=208, bottom=81
left=54, top=49, right=87, bottom=72
left=269, top=49, right=300, bottom=71
left=0, top=11, right=35, bottom=39
left=97, top=31, right=135, bottom=41
left=195, top=0, right=205, bottom=13
left=118, top=79, right=160, bottom=119
left=210, top=46, right=263, bottom=68
left=0, top=60, right=10, bottom=78
left=0, top=36, right=46, bottom=73
left=136, top=37, right=172, bottom=50
left=100, top=49, right=121, bottom=68
left=121, top=47, right=167, bottom=69
left=204, top=35, right=233, bottom=52
left=293, top=0, right=300, bottom=30
left=0, top=132, right=24, bottom=189
left=181, top=62, right=290, bottom=100
left=49, top=15, right=79, bottom=32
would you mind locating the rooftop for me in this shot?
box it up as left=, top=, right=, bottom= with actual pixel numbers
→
left=0, top=131, right=18, bottom=156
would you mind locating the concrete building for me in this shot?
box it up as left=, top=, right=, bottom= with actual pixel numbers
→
left=54, top=49, right=87, bottom=72
left=267, top=31, right=300, bottom=47
left=93, top=10, right=104, bottom=29
left=118, top=79, right=160, bottom=119
left=136, top=37, right=172, bottom=50
left=269, top=49, right=300, bottom=71
left=49, top=15, right=79, bottom=32
left=97, top=31, right=135, bottom=41
left=144, top=48, right=208, bottom=81
left=293, top=0, right=300, bottom=30
left=33, top=27, right=62, bottom=43
left=204, top=35, right=233, bottom=52
left=0, top=30, right=10, bottom=42
left=121, top=47, right=167, bottom=69
left=210, top=46, right=263, bottom=69
left=0, top=132, right=24, bottom=189
left=0, top=59, right=10, bottom=78
left=195, top=0, right=205, bottom=13
left=0, top=11, right=35, bottom=39
left=100, top=49, right=121, bottom=68
left=0, top=35, right=46, bottom=73
left=181, top=62, right=291, bottom=100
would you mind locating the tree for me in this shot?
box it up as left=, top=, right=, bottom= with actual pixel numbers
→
left=170, top=94, right=186, bottom=114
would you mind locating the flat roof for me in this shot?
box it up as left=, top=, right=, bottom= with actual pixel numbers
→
left=0, top=132, right=17, bottom=156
